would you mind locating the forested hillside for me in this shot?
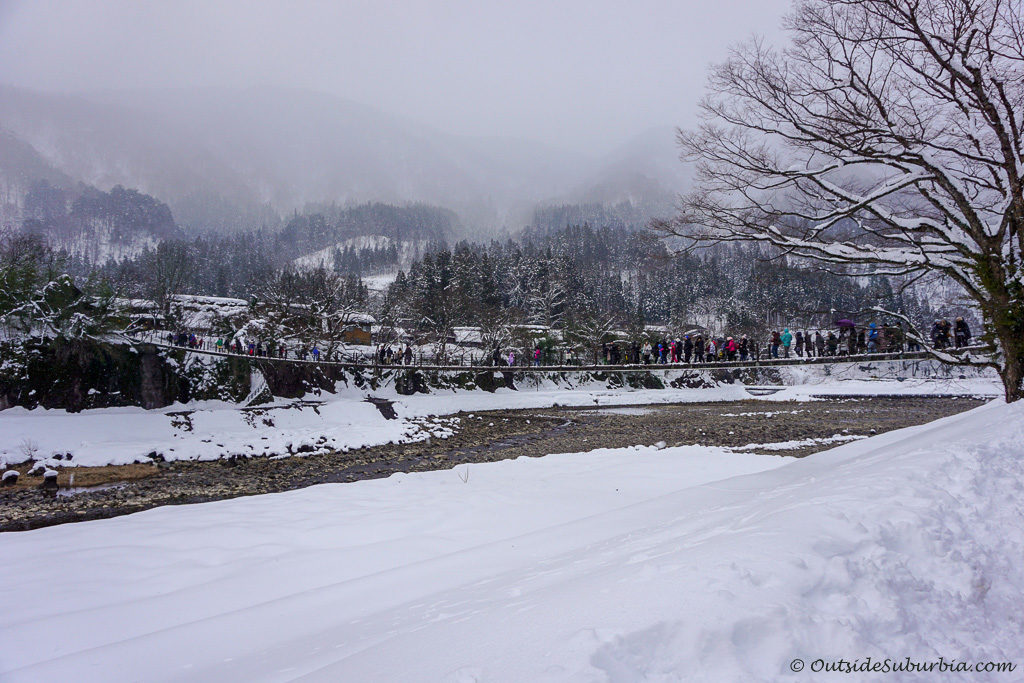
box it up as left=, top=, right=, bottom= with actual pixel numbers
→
left=81, top=202, right=450, bottom=299
left=382, top=224, right=942, bottom=344
left=19, top=181, right=180, bottom=263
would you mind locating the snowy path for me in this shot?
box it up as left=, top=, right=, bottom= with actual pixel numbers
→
left=2, top=401, right=1022, bottom=681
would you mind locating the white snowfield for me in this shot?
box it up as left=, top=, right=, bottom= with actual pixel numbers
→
left=0, top=375, right=1000, bottom=469
left=0, top=399, right=440, bottom=468
left=1, top=399, right=1022, bottom=682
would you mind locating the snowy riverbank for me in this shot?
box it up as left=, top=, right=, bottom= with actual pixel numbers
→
left=0, top=373, right=1001, bottom=469
left=1, top=398, right=1021, bottom=681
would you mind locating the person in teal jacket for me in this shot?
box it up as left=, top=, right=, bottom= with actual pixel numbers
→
left=780, top=328, right=793, bottom=358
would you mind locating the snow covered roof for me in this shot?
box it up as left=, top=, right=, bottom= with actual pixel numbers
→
left=170, top=294, right=251, bottom=331
left=371, top=325, right=408, bottom=338
left=453, top=327, right=483, bottom=344
left=347, top=312, right=377, bottom=325
left=511, top=324, right=556, bottom=336
left=171, top=294, right=251, bottom=308
left=115, top=298, right=160, bottom=313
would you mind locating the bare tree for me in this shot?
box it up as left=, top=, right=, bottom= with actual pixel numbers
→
left=372, top=290, right=409, bottom=361
left=254, top=268, right=309, bottom=344
left=658, top=0, right=1024, bottom=401
left=474, top=305, right=518, bottom=362
left=255, top=267, right=367, bottom=356
left=304, top=271, right=367, bottom=358
left=145, top=242, right=194, bottom=319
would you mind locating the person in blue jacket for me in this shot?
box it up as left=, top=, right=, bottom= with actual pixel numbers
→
left=780, top=328, right=793, bottom=358
left=867, top=322, right=879, bottom=352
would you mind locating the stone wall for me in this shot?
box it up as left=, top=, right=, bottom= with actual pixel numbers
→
left=0, top=338, right=185, bottom=411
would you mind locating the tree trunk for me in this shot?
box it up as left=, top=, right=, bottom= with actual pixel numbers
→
left=986, top=259, right=1024, bottom=403
left=998, top=331, right=1024, bottom=403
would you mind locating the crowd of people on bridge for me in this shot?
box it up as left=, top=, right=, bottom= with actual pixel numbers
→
left=933, top=317, right=973, bottom=350
left=167, top=331, right=424, bottom=364
left=168, top=332, right=330, bottom=362
left=161, top=316, right=973, bottom=368
left=564, top=317, right=972, bottom=367
left=591, top=327, right=886, bottom=366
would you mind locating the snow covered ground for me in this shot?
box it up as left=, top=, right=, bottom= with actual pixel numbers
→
left=292, top=234, right=397, bottom=270
left=770, top=360, right=1000, bottom=399
left=0, top=399, right=458, bottom=468
left=0, top=373, right=1001, bottom=469
left=1, top=399, right=1021, bottom=681
left=762, top=376, right=1000, bottom=401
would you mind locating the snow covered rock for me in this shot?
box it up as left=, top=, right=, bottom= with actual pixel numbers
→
left=1, top=470, right=18, bottom=486
left=39, top=469, right=58, bottom=491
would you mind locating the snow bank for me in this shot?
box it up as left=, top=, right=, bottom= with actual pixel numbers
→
left=768, top=359, right=1001, bottom=399
left=392, top=383, right=753, bottom=418
left=0, top=400, right=454, bottom=468
left=1, top=400, right=1022, bottom=681
left=729, top=432, right=867, bottom=451
left=762, top=376, right=1000, bottom=400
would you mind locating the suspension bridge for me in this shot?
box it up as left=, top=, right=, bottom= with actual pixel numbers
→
left=128, top=334, right=987, bottom=374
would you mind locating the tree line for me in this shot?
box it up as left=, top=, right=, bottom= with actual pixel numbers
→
left=379, top=224, right=945, bottom=357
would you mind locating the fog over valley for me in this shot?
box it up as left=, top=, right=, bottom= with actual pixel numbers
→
left=0, top=84, right=688, bottom=232
left=0, top=0, right=790, bottom=235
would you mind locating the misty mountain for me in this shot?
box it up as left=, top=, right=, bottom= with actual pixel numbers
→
left=567, top=127, right=689, bottom=209
left=0, top=127, right=74, bottom=228
left=531, top=127, right=690, bottom=229
left=19, top=181, right=182, bottom=264
left=0, top=85, right=686, bottom=235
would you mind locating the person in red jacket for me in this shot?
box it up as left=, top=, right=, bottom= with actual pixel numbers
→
left=725, top=337, right=737, bottom=361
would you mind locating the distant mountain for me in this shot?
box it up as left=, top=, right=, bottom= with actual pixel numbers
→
left=581, top=127, right=690, bottom=206
left=0, top=85, right=689, bottom=235
left=0, top=127, right=179, bottom=264
left=0, top=128, right=74, bottom=228
left=17, top=180, right=182, bottom=264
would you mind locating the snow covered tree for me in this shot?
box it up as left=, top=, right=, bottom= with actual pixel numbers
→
left=0, top=232, right=120, bottom=340
left=659, top=0, right=1024, bottom=401
left=254, top=267, right=366, bottom=354
left=527, top=279, right=568, bottom=329
left=143, top=241, right=194, bottom=318
left=303, top=270, right=368, bottom=357
left=407, top=251, right=463, bottom=360
left=564, top=310, right=619, bottom=364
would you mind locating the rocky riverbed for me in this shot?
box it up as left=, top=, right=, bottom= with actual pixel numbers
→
left=0, top=396, right=986, bottom=531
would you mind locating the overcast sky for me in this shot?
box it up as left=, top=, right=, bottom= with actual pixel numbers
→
left=0, top=0, right=791, bottom=154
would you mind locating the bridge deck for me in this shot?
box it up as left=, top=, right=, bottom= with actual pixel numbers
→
left=130, top=337, right=987, bottom=373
